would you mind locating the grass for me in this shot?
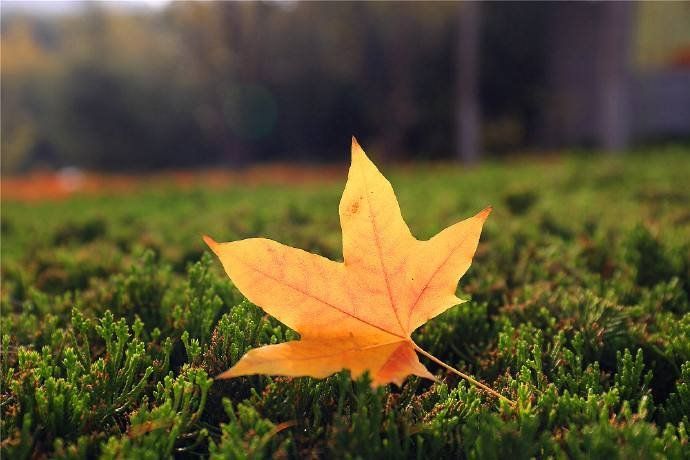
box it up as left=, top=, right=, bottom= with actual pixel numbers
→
left=2, top=147, right=690, bottom=458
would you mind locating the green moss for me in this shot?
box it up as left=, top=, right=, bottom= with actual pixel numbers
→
left=2, top=149, right=690, bottom=458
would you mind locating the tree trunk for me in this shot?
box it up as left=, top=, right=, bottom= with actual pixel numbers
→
left=455, top=2, right=481, bottom=164
left=596, top=2, right=633, bottom=153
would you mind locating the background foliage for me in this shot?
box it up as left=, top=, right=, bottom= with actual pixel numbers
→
left=6, top=2, right=690, bottom=172
left=2, top=149, right=689, bottom=458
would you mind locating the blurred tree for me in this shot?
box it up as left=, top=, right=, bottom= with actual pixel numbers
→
left=455, top=2, right=480, bottom=163
left=1, top=18, right=62, bottom=171
left=596, top=2, right=632, bottom=152
left=480, top=2, right=550, bottom=151
left=2, top=2, right=684, bottom=173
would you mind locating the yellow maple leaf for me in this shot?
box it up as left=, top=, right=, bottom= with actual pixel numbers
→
left=205, top=138, right=510, bottom=403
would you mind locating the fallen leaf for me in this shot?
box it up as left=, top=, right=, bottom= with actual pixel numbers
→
left=205, top=138, right=509, bottom=402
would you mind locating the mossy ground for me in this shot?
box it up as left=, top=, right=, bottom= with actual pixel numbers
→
left=2, top=148, right=690, bottom=458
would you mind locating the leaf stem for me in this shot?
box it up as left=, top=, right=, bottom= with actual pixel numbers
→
left=413, top=343, right=515, bottom=407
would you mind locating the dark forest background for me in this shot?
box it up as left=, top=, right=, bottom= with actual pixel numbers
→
left=2, top=1, right=689, bottom=172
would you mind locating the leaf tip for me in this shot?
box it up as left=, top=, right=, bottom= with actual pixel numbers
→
left=202, top=234, right=219, bottom=251
left=477, top=206, right=493, bottom=220
left=214, top=368, right=235, bottom=380
left=351, top=136, right=365, bottom=161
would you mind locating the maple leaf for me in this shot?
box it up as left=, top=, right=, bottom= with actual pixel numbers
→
left=204, top=137, right=511, bottom=403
